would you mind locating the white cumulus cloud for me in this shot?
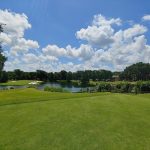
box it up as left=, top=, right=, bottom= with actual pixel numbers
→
left=42, top=45, right=67, bottom=57
left=0, top=9, right=39, bottom=56
left=142, top=15, right=150, bottom=21
left=1, top=10, right=150, bottom=72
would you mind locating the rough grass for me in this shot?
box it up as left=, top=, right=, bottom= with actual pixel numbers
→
left=0, top=89, right=150, bottom=150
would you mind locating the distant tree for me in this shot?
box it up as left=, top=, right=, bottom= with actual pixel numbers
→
left=72, top=72, right=78, bottom=80
left=91, top=70, right=97, bottom=81
left=120, top=62, right=150, bottom=81
left=36, top=70, right=48, bottom=81
left=0, top=71, right=8, bottom=82
left=96, top=70, right=113, bottom=81
left=80, top=71, right=89, bottom=85
left=53, top=72, right=61, bottom=81
left=48, top=72, right=54, bottom=82
left=7, top=71, right=15, bottom=80
left=29, top=72, right=37, bottom=80
left=14, top=69, right=24, bottom=80
left=76, top=71, right=84, bottom=80
left=60, top=70, right=67, bottom=80
left=66, top=71, right=72, bottom=82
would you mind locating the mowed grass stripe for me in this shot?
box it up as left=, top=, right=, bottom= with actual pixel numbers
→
left=0, top=88, right=111, bottom=107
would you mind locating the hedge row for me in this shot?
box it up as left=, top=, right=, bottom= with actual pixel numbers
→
left=96, top=81, right=150, bottom=94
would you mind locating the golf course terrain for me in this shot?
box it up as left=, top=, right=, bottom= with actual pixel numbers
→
left=0, top=88, right=150, bottom=150
left=0, top=80, right=41, bottom=86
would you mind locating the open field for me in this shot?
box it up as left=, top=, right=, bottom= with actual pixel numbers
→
left=0, top=89, right=150, bottom=150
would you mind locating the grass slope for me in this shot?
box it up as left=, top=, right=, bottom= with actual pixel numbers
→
left=0, top=89, right=150, bottom=150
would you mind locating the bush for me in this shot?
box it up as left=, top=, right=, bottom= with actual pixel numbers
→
left=10, top=87, right=14, bottom=89
left=96, top=81, right=150, bottom=94
left=136, top=81, right=150, bottom=93
left=44, top=86, right=69, bottom=92
left=111, top=83, right=134, bottom=93
left=97, top=83, right=111, bottom=92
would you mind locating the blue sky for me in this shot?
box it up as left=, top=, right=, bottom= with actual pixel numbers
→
left=1, top=0, right=150, bottom=47
left=0, top=0, right=150, bottom=72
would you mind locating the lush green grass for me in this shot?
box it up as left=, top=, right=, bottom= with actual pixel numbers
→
left=0, top=89, right=150, bottom=150
left=0, top=80, right=41, bottom=86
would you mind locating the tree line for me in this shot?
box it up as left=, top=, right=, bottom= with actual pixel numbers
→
left=0, top=62, right=149, bottom=83
left=2, top=69, right=113, bottom=84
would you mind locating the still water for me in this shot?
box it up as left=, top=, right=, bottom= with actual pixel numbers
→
left=0, top=85, right=26, bottom=90
left=37, top=82, right=86, bottom=92
left=0, top=82, right=89, bottom=93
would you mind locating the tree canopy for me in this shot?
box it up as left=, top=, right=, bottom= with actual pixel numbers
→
left=120, top=62, right=150, bottom=81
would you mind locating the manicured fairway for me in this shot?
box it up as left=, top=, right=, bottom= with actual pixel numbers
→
left=0, top=89, right=150, bottom=150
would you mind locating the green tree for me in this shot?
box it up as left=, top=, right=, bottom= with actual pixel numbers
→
left=120, top=62, right=150, bottom=81
left=0, top=71, right=8, bottom=82
left=60, top=70, right=67, bottom=80
left=36, top=70, right=48, bottom=81
left=48, top=72, right=54, bottom=82
left=0, top=24, right=7, bottom=82
left=14, top=69, right=24, bottom=80
left=66, top=71, right=72, bottom=82
left=80, top=71, right=89, bottom=85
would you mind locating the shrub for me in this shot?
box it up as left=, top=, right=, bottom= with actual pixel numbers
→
left=10, top=87, right=14, bottom=89
left=44, top=86, right=69, bottom=92
left=136, top=81, right=150, bottom=93
left=97, top=83, right=111, bottom=92
left=96, top=81, right=150, bottom=94
left=115, top=83, right=133, bottom=93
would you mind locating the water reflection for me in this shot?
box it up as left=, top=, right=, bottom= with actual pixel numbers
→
left=37, top=82, right=83, bottom=93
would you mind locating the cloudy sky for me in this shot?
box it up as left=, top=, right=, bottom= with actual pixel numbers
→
left=0, top=0, right=150, bottom=72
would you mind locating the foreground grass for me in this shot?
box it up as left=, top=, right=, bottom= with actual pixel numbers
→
left=0, top=89, right=150, bottom=150
left=0, top=80, right=41, bottom=86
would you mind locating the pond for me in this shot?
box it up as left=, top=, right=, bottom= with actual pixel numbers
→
left=0, top=82, right=91, bottom=93
left=37, top=82, right=88, bottom=93
left=0, top=85, right=27, bottom=90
